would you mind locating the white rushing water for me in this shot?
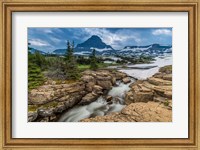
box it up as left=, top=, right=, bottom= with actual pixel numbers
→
left=58, top=79, right=135, bottom=122
left=119, top=54, right=172, bottom=80
left=58, top=54, right=172, bottom=122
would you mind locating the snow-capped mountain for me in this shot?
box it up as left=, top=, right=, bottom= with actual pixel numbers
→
left=52, top=35, right=172, bottom=57
left=52, top=35, right=115, bottom=55
left=75, top=35, right=115, bottom=55
left=77, top=35, right=113, bottom=49
left=118, top=44, right=172, bottom=57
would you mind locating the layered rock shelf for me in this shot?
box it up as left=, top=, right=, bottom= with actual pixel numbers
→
left=81, top=65, right=172, bottom=122
left=28, top=65, right=172, bottom=122
left=28, top=70, right=127, bottom=122
left=125, top=65, right=172, bottom=107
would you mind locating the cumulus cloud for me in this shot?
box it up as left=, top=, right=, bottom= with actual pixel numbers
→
left=28, top=28, right=172, bottom=52
left=152, top=29, right=172, bottom=36
left=82, top=28, right=143, bottom=49
left=29, top=39, right=50, bottom=47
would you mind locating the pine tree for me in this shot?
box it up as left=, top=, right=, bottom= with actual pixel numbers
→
left=34, top=51, right=47, bottom=70
left=65, top=41, right=72, bottom=61
left=28, top=53, right=44, bottom=89
left=65, top=41, right=79, bottom=79
left=90, top=49, right=98, bottom=70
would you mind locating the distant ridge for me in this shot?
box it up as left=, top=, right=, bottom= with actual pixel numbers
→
left=28, top=47, right=46, bottom=55
left=51, top=36, right=172, bottom=57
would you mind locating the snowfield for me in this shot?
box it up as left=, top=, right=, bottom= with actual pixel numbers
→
left=120, top=45, right=152, bottom=52
left=74, top=51, right=91, bottom=55
left=90, top=47, right=113, bottom=52
left=119, top=54, right=172, bottom=80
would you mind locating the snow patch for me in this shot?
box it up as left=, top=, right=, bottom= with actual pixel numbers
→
left=119, top=54, right=172, bottom=80
left=90, top=47, right=113, bottom=52
left=121, top=45, right=152, bottom=52
left=74, top=51, right=91, bottom=55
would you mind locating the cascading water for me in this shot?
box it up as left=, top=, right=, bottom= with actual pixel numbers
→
left=58, top=79, right=135, bottom=122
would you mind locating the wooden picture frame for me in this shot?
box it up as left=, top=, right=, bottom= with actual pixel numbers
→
left=0, top=0, right=199, bottom=149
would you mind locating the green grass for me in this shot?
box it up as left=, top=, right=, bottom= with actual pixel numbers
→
left=28, top=105, right=38, bottom=112
left=54, top=79, right=78, bottom=84
left=78, top=63, right=111, bottom=71
left=40, top=101, right=59, bottom=109
left=78, top=64, right=90, bottom=71
left=98, top=63, right=110, bottom=68
left=28, top=80, right=44, bottom=90
left=28, top=101, right=60, bottom=112
left=164, top=100, right=169, bottom=106
left=78, top=64, right=90, bottom=69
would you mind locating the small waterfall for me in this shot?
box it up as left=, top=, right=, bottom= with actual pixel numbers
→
left=108, top=80, right=133, bottom=104
left=58, top=79, right=135, bottom=122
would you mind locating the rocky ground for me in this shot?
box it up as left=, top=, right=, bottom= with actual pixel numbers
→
left=28, top=65, right=172, bottom=122
left=125, top=66, right=172, bottom=107
left=28, top=69, right=127, bottom=122
left=81, top=102, right=172, bottom=122
left=81, top=65, right=172, bottom=122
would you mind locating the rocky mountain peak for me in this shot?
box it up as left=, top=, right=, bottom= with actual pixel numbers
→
left=76, top=35, right=113, bottom=49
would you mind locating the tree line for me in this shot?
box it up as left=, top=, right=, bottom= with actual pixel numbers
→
left=28, top=41, right=98, bottom=89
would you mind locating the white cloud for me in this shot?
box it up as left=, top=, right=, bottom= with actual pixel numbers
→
left=152, top=29, right=172, bottom=36
left=29, top=39, right=50, bottom=47
left=83, top=28, right=143, bottom=49
left=34, top=28, right=63, bottom=34
left=50, top=37, right=62, bottom=43
left=43, top=29, right=53, bottom=33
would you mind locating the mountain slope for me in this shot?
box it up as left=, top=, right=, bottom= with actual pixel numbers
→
left=52, top=49, right=66, bottom=55
left=52, top=35, right=115, bottom=55
left=28, top=47, right=46, bottom=55
left=52, top=36, right=172, bottom=57
left=75, top=35, right=115, bottom=55
left=76, top=35, right=113, bottom=50
left=119, top=44, right=172, bottom=57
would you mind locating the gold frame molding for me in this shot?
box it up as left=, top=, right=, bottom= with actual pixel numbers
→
left=0, top=0, right=199, bottom=149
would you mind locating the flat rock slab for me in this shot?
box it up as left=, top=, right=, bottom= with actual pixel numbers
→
left=125, top=65, right=172, bottom=105
left=81, top=101, right=172, bottom=122
left=148, top=77, right=172, bottom=86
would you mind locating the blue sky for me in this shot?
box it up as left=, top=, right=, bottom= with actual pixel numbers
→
left=28, top=28, right=172, bottom=52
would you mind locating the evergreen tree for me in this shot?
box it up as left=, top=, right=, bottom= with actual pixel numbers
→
left=28, top=52, right=44, bottom=89
left=90, top=49, right=98, bottom=70
left=65, top=41, right=72, bottom=61
left=28, top=62, right=44, bottom=89
left=34, top=51, right=47, bottom=70
left=65, top=41, right=79, bottom=79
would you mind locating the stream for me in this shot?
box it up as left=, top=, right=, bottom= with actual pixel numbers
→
left=58, top=55, right=172, bottom=122
left=58, top=79, right=135, bottom=122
